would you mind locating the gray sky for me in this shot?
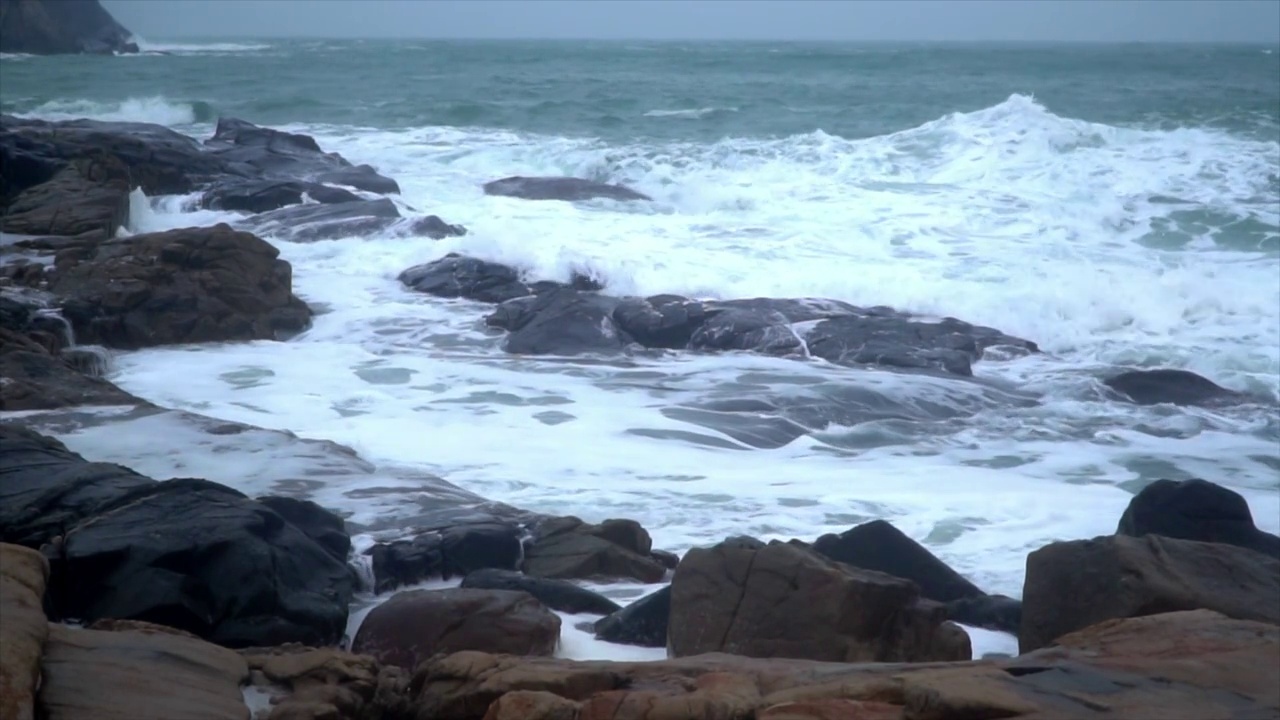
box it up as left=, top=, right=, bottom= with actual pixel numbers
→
left=102, top=0, right=1280, bottom=43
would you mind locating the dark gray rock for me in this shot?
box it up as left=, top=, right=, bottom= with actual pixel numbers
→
left=201, top=178, right=362, bottom=213
left=0, top=425, right=355, bottom=648
left=1118, top=479, right=1280, bottom=559
left=486, top=288, right=631, bottom=355
left=812, top=520, right=985, bottom=603
left=399, top=254, right=532, bottom=304
left=367, top=522, right=524, bottom=593
left=483, top=176, right=650, bottom=202
left=522, top=516, right=667, bottom=583
left=594, top=585, right=671, bottom=648
left=238, top=199, right=464, bottom=242
left=461, top=569, right=621, bottom=615
left=257, top=496, right=351, bottom=564
left=0, top=154, right=130, bottom=240
left=1104, top=369, right=1245, bottom=407
left=0, top=0, right=138, bottom=56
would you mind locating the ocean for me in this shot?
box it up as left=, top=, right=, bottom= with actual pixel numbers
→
left=3, top=38, right=1279, bottom=652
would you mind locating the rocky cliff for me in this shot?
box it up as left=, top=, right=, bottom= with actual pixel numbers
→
left=0, top=0, right=137, bottom=55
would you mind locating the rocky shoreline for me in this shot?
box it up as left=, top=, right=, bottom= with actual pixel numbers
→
left=2, top=110, right=1279, bottom=718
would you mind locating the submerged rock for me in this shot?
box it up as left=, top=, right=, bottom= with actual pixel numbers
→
left=1104, top=368, right=1245, bottom=406
left=200, top=177, right=362, bottom=213
left=239, top=198, right=465, bottom=242
left=367, top=522, right=524, bottom=593
left=594, top=585, right=671, bottom=648
left=483, top=175, right=651, bottom=202
left=461, top=568, right=622, bottom=615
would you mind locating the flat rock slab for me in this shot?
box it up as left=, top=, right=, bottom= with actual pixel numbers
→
left=38, top=623, right=249, bottom=720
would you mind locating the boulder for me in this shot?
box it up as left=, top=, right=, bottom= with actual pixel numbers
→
left=204, top=117, right=400, bottom=195
left=0, top=154, right=131, bottom=240
left=1118, top=478, right=1280, bottom=558
left=1104, top=368, right=1245, bottom=406
left=0, top=426, right=356, bottom=648
left=201, top=178, right=362, bottom=213
left=411, top=611, right=1280, bottom=720
left=0, top=0, right=138, bottom=55
left=37, top=623, right=249, bottom=720
left=257, top=496, right=352, bottom=564
left=367, top=522, right=523, bottom=593
left=668, top=537, right=970, bottom=662
left=461, top=569, right=621, bottom=616
left=352, top=588, right=561, bottom=670
left=522, top=516, right=667, bottom=583
left=240, top=645, right=411, bottom=720
left=482, top=176, right=651, bottom=202
left=593, top=585, right=671, bottom=648
left=810, top=519, right=1022, bottom=634
left=48, top=223, right=312, bottom=349
left=486, top=288, right=632, bottom=355
left=0, top=544, right=49, bottom=720
left=399, top=254, right=533, bottom=304
left=1019, top=533, right=1280, bottom=652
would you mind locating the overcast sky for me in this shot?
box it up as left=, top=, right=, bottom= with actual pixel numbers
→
left=102, top=0, right=1280, bottom=43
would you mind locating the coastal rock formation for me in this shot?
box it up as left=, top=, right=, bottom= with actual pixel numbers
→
left=47, top=223, right=313, bottom=349
left=461, top=569, right=622, bottom=616
left=0, top=425, right=356, bottom=648
left=483, top=175, right=652, bottom=202
left=1118, top=477, right=1280, bottom=558
left=411, top=610, right=1280, bottom=720
left=0, top=154, right=131, bottom=239
left=812, top=519, right=1021, bottom=633
left=368, top=521, right=526, bottom=593
left=0, top=0, right=138, bottom=56
left=200, top=177, right=363, bottom=213
left=0, top=544, right=48, bottom=720
left=238, top=197, right=465, bottom=242
left=594, top=585, right=672, bottom=648
left=352, top=588, right=561, bottom=670
left=668, top=537, right=971, bottom=662
left=1104, top=368, right=1245, bottom=406
left=1019, top=532, right=1280, bottom=652
left=522, top=516, right=668, bottom=583
left=240, top=644, right=412, bottom=720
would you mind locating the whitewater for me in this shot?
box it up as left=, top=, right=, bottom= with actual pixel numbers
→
left=3, top=39, right=1279, bottom=657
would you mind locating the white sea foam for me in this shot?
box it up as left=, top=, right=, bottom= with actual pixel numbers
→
left=15, top=96, right=203, bottom=126
left=131, top=37, right=272, bottom=55
left=643, top=107, right=739, bottom=119
left=14, top=95, right=1279, bottom=634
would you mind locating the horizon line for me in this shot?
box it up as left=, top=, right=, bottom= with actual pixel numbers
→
left=131, top=35, right=1280, bottom=45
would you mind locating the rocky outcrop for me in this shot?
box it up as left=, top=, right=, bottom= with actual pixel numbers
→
left=1118, top=477, right=1280, bottom=558
left=0, top=544, right=49, bottom=720
left=811, top=519, right=1020, bottom=633
left=522, top=516, right=668, bottom=584
left=1104, top=368, right=1245, bottom=406
left=410, top=610, right=1280, bottom=720
left=1019, top=533, right=1280, bottom=652
left=0, top=0, right=138, bottom=56
left=399, top=256, right=1037, bottom=377
left=668, top=537, right=971, bottom=663
left=47, top=223, right=312, bottom=349
left=0, top=154, right=131, bottom=240
left=240, top=644, right=412, bottom=720
left=38, top=623, right=249, bottom=720
left=461, top=569, right=621, bottom=616
left=594, top=585, right=671, bottom=648
left=482, top=176, right=651, bottom=202
left=352, top=588, right=561, bottom=670
left=368, top=521, right=525, bottom=593
left=0, top=425, right=356, bottom=648
left=201, top=177, right=362, bottom=213
left=237, top=198, right=465, bottom=243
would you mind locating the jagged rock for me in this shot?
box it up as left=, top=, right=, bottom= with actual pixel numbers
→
left=240, top=644, right=411, bottom=720
left=482, top=176, right=651, bottom=202
left=1, top=154, right=131, bottom=240
left=1104, top=368, right=1245, bottom=406
left=37, top=623, right=249, bottom=720
left=1019, top=533, right=1280, bottom=653
left=238, top=199, right=464, bottom=242
left=461, top=569, right=621, bottom=616
left=367, top=522, right=524, bottom=593
left=48, top=223, right=312, bottom=349
left=522, top=516, right=667, bottom=583
left=486, top=288, right=631, bottom=355
left=201, top=178, right=362, bottom=213
left=352, top=588, right=561, bottom=670
left=204, top=118, right=399, bottom=195
left=594, top=585, right=671, bottom=648
left=668, top=537, right=970, bottom=662
left=1118, top=478, right=1280, bottom=558
left=0, top=0, right=138, bottom=55
left=0, top=544, right=49, bottom=720
left=0, top=426, right=355, bottom=648
left=410, top=611, right=1280, bottom=720
left=399, top=254, right=532, bottom=304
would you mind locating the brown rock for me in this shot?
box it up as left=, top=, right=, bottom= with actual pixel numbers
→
left=48, top=223, right=312, bottom=349
left=482, top=691, right=579, bottom=720
left=668, top=538, right=970, bottom=663
left=0, top=155, right=131, bottom=240
left=1019, top=533, right=1280, bottom=652
left=757, top=699, right=902, bottom=720
left=523, top=516, right=666, bottom=583
left=353, top=589, right=560, bottom=671
left=0, top=544, right=50, bottom=720
left=86, top=618, right=202, bottom=639
left=410, top=612, right=1280, bottom=720
left=37, top=623, right=249, bottom=720
left=241, top=644, right=412, bottom=720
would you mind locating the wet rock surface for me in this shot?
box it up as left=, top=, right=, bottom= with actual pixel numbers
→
left=482, top=176, right=652, bottom=202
